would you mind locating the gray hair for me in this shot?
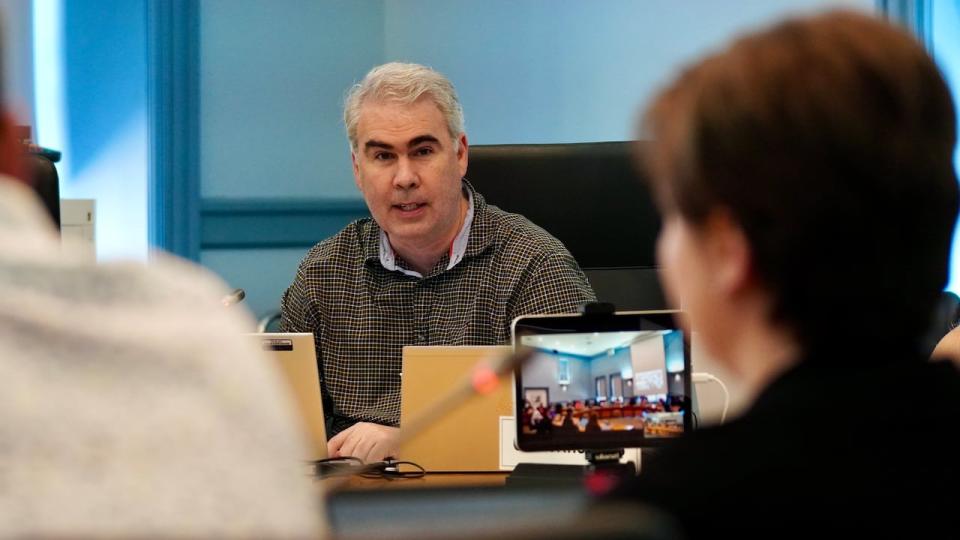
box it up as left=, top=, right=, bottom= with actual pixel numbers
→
left=344, top=62, right=465, bottom=151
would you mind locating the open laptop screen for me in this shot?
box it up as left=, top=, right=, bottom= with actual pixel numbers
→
left=512, top=311, right=691, bottom=451
left=248, top=332, right=328, bottom=460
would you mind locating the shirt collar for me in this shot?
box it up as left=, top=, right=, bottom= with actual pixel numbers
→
left=377, top=185, right=476, bottom=278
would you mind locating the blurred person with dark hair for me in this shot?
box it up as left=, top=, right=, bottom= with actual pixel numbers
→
left=609, top=10, right=960, bottom=537
left=557, top=408, right=579, bottom=433
left=584, top=412, right=603, bottom=433
left=0, top=40, right=324, bottom=540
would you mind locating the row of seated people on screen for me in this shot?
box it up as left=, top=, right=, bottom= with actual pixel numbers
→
left=521, top=396, right=684, bottom=437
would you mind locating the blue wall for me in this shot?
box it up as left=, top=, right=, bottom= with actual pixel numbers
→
left=199, top=0, right=382, bottom=200
left=199, top=247, right=308, bottom=326
left=64, top=0, right=145, bottom=176
left=197, top=0, right=383, bottom=317
left=3, top=0, right=35, bottom=126
left=33, top=0, right=149, bottom=261
left=383, top=0, right=873, bottom=145
left=664, top=330, right=685, bottom=373
left=933, top=1, right=960, bottom=293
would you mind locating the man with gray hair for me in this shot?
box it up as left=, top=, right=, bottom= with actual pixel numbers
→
left=281, top=62, right=594, bottom=463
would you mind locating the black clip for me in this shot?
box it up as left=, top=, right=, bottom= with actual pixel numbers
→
left=579, top=302, right=616, bottom=316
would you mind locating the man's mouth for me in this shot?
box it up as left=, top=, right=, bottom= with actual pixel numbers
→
left=395, top=203, right=425, bottom=211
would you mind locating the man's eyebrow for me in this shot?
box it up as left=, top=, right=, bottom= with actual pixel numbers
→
left=363, top=135, right=441, bottom=151
left=364, top=140, right=394, bottom=151
left=409, top=135, right=441, bottom=147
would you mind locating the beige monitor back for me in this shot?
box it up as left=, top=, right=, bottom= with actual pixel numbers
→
left=400, top=345, right=513, bottom=472
left=249, top=333, right=327, bottom=460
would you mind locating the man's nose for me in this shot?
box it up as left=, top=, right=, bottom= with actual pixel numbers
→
left=393, top=157, right=420, bottom=190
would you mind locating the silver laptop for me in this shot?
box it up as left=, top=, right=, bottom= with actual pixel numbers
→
left=248, top=332, right=328, bottom=460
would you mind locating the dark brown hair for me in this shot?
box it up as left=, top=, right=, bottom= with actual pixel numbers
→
left=643, top=10, right=959, bottom=355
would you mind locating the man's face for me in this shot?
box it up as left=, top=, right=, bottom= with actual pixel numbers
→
left=351, top=98, right=468, bottom=252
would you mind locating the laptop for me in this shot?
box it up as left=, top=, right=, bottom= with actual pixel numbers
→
left=400, top=345, right=513, bottom=472
left=248, top=332, right=327, bottom=460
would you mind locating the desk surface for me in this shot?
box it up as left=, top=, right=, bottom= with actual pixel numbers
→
left=324, top=472, right=678, bottom=540
left=333, top=472, right=508, bottom=491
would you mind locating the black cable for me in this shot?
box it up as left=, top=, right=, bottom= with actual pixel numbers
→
left=358, top=460, right=426, bottom=480
left=312, top=457, right=426, bottom=480
left=312, top=456, right=364, bottom=478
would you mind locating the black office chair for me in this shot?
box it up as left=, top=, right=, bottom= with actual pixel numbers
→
left=22, top=148, right=62, bottom=229
left=467, top=141, right=666, bottom=310
left=15, top=126, right=62, bottom=228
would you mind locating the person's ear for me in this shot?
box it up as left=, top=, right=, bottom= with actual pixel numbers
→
left=457, top=133, right=469, bottom=178
left=703, top=209, right=754, bottom=297
left=351, top=151, right=363, bottom=192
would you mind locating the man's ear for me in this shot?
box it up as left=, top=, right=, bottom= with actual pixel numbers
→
left=704, top=209, right=754, bottom=296
left=351, top=151, right=362, bottom=191
left=457, top=133, right=469, bottom=178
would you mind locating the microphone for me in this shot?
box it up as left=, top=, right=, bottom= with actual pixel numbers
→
left=221, top=288, right=246, bottom=307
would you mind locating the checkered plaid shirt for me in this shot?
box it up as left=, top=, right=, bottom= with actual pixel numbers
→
left=280, top=181, right=595, bottom=436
